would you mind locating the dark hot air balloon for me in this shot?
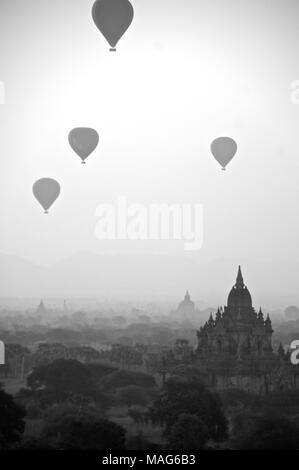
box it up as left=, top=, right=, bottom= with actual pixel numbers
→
left=68, top=128, right=99, bottom=164
left=211, top=137, right=237, bottom=170
left=33, top=178, right=61, bottom=214
left=92, top=0, right=134, bottom=51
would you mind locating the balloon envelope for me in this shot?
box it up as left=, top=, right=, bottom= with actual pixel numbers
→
left=92, top=0, right=134, bottom=50
left=211, top=137, right=237, bottom=170
left=33, top=178, right=60, bottom=213
left=68, top=128, right=99, bottom=164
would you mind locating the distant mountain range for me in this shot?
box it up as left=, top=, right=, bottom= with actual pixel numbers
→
left=0, top=252, right=298, bottom=309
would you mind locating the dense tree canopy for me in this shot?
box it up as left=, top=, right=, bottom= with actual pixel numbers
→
left=0, top=385, right=26, bottom=449
left=27, top=359, right=98, bottom=399
left=42, top=405, right=126, bottom=450
left=150, top=374, right=228, bottom=443
left=242, top=415, right=299, bottom=450
left=116, top=385, right=150, bottom=408
left=167, top=413, right=209, bottom=450
left=100, top=369, right=156, bottom=390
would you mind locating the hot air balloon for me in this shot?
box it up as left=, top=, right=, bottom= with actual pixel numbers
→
left=211, top=137, right=237, bottom=171
left=92, top=0, right=134, bottom=51
left=68, top=128, right=99, bottom=164
left=33, top=178, right=61, bottom=214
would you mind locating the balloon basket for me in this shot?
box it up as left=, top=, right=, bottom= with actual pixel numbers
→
left=109, top=48, right=117, bottom=52
left=222, top=167, right=226, bottom=171
left=81, top=161, right=86, bottom=165
left=44, top=211, right=49, bottom=214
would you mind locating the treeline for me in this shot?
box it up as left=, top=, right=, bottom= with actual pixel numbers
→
left=1, top=361, right=299, bottom=449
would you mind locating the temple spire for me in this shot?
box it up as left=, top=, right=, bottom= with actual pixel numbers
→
left=236, top=265, right=244, bottom=288
left=185, top=290, right=190, bottom=301
left=258, top=307, right=264, bottom=321
left=36, top=299, right=46, bottom=315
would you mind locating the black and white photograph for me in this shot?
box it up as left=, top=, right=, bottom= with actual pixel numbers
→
left=0, top=0, right=299, bottom=460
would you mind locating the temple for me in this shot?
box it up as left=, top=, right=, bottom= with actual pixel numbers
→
left=197, top=266, right=273, bottom=358
left=36, top=299, right=47, bottom=316
left=195, top=266, right=298, bottom=393
left=172, top=290, right=199, bottom=322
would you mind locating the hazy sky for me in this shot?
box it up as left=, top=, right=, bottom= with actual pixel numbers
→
left=0, top=0, right=299, bottom=294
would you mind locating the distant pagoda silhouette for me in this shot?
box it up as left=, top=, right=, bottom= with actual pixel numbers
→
left=173, top=290, right=199, bottom=321
left=36, top=299, right=47, bottom=315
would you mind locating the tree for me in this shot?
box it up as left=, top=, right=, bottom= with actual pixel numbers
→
left=42, top=406, right=126, bottom=450
left=116, top=385, right=149, bottom=408
left=27, top=359, right=98, bottom=401
left=150, top=327, right=173, bottom=345
left=0, top=387, right=26, bottom=449
left=167, top=413, right=209, bottom=450
left=146, top=351, right=176, bottom=386
left=86, top=362, right=116, bottom=380
left=150, top=374, right=228, bottom=443
left=242, top=415, right=299, bottom=450
left=43, top=402, right=102, bottom=427
left=219, top=388, right=261, bottom=411
left=65, top=419, right=126, bottom=450
left=229, top=409, right=258, bottom=449
left=173, top=340, right=193, bottom=363
left=20, top=437, right=53, bottom=450
left=100, top=370, right=155, bottom=390
left=26, top=400, right=43, bottom=419
left=0, top=362, right=11, bottom=378
left=126, top=431, right=160, bottom=450
left=128, top=405, right=147, bottom=425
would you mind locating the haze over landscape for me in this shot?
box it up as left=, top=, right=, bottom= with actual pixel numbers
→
left=2, top=0, right=299, bottom=454
left=0, top=252, right=298, bottom=310
left=1, top=0, right=299, bottom=307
